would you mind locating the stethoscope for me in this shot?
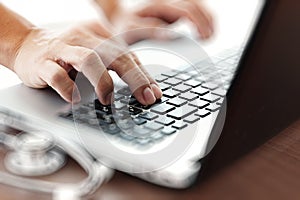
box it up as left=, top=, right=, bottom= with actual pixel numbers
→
left=0, top=129, right=114, bottom=200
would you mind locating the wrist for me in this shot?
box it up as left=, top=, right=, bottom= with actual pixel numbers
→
left=0, top=4, right=35, bottom=71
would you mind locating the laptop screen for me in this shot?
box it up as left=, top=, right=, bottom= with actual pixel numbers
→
left=201, top=0, right=300, bottom=176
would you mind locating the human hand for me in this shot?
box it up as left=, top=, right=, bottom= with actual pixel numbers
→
left=110, top=0, right=214, bottom=44
left=13, top=21, right=162, bottom=105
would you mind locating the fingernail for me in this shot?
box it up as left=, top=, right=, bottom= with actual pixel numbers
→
left=72, top=87, right=81, bottom=103
left=143, top=87, right=156, bottom=105
left=151, top=83, right=163, bottom=99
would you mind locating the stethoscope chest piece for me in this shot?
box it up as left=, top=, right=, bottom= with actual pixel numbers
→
left=4, top=131, right=66, bottom=176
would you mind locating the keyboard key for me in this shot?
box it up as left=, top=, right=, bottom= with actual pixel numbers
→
left=133, top=117, right=147, bottom=125
left=173, top=84, right=192, bottom=93
left=212, top=88, right=227, bottom=97
left=94, top=99, right=112, bottom=114
left=161, top=127, right=177, bottom=135
left=174, top=74, right=192, bottom=81
left=188, top=99, right=210, bottom=109
left=155, top=116, right=175, bottom=126
left=88, top=118, right=99, bottom=126
left=95, top=110, right=106, bottom=120
left=76, top=106, right=90, bottom=114
left=172, top=121, right=188, bottom=130
left=113, top=94, right=124, bottom=101
left=133, top=126, right=151, bottom=136
left=118, top=119, right=135, bottom=130
left=201, top=82, right=219, bottom=90
left=158, top=83, right=171, bottom=91
left=163, top=89, right=180, bottom=98
left=155, top=74, right=168, bottom=82
left=113, top=110, right=130, bottom=120
left=161, top=70, right=179, bottom=77
left=120, top=97, right=138, bottom=105
left=205, top=104, right=221, bottom=112
left=105, top=124, right=121, bottom=135
left=184, top=79, right=202, bottom=88
left=167, top=97, right=187, bottom=107
left=103, top=115, right=115, bottom=124
left=150, top=103, right=175, bottom=114
left=164, top=78, right=182, bottom=86
left=155, top=96, right=169, bottom=104
left=139, top=112, right=159, bottom=120
left=119, top=132, right=135, bottom=141
left=112, top=101, right=126, bottom=110
left=183, top=115, right=200, bottom=123
left=187, top=70, right=200, bottom=76
left=195, top=110, right=211, bottom=118
left=179, top=92, right=198, bottom=101
left=200, top=94, right=221, bottom=103
left=167, top=105, right=198, bottom=120
left=128, top=106, right=143, bottom=115
left=194, top=77, right=207, bottom=82
left=216, top=99, right=224, bottom=106
left=191, top=87, right=210, bottom=96
left=135, top=96, right=169, bottom=109
left=135, top=138, right=152, bottom=145
left=151, top=132, right=164, bottom=140
left=145, top=122, right=164, bottom=131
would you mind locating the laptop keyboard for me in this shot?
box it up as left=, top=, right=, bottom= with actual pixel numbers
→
left=59, top=47, right=242, bottom=145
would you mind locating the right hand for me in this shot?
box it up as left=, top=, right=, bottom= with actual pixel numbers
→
left=12, top=20, right=162, bottom=105
left=108, top=0, right=214, bottom=44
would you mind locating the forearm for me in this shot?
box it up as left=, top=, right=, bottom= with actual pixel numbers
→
left=0, top=3, right=34, bottom=70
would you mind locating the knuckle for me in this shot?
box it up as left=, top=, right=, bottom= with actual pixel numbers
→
left=66, top=27, right=87, bottom=42
left=110, top=53, right=132, bottom=70
left=80, top=49, right=99, bottom=66
left=48, top=38, right=61, bottom=52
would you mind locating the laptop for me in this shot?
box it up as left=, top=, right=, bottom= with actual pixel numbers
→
left=2, top=0, right=296, bottom=188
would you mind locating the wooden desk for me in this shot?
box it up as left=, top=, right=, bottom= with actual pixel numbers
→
left=1, top=119, right=299, bottom=200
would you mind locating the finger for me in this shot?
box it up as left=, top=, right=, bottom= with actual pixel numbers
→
left=39, top=60, right=81, bottom=103
left=62, top=28, right=103, bottom=50
left=131, top=53, right=162, bottom=99
left=81, top=21, right=112, bottom=38
left=172, top=3, right=212, bottom=39
left=121, top=17, right=170, bottom=44
left=190, top=2, right=214, bottom=36
left=109, top=51, right=156, bottom=105
left=83, top=28, right=158, bottom=105
left=56, top=45, right=114, bottom=105
left=136, top=3, right=212, bottom=39
left=195, top=3, right=214, bottom=33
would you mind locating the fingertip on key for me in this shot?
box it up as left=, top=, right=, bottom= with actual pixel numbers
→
left=151, top=83, right=163, bottom=99
left=143, top=87, right=156, bottom=105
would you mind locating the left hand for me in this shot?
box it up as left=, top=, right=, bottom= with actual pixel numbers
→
left=109, top=0, right=214, bottom=44
left=13, top=20, right=162, bottom=105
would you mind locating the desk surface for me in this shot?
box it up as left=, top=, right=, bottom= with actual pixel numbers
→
left=1, top=119, right=299, bottom=200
